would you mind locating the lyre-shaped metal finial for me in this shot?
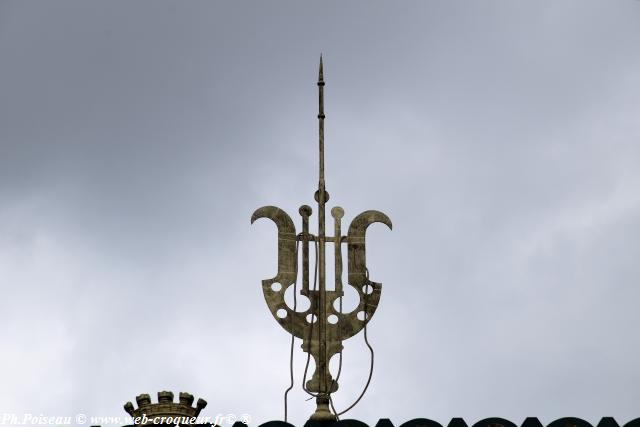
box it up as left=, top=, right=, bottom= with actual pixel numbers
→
left=251, top=56, right=392, bottom=422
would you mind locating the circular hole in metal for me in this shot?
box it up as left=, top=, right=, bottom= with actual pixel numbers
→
left=333, top=285, right=360, bottom=313
left=284, top=285, right=311, bottom=312
left=271, top=282, right=282, bottom=292
left=276, top=309, right=288, bottom=319
left=306, top=314, right=317, bottom=324
left=356, top=311, right=367, bottom=321
left=362, top=284, right=373, bottom=295
left=328, top=314, right=339, bottom=324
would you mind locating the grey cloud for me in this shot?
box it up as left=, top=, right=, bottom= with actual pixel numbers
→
left=1, top=1, right=639, bottom=426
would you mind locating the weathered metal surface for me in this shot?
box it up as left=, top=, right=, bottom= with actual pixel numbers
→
left=251, top=57, right=391, bottom=422
left=123, top=391, right=206, bottom=425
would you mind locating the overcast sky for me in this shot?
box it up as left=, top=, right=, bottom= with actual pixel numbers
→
left=1, top=1, right=640, bottom=426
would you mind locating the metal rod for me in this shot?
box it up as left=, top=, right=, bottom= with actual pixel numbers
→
left=317, top=55, right=328, bottom=396
left=332, top=207, right=344, bottom=294
left=300, top=205, right=311, bottom=294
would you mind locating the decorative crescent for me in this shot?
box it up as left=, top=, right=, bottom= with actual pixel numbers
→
left=251, top=206, right=307, bottom=337
left=348, top=210, right=392, bottom=285
left=346, top=210, right=392, bottom=323
left=251, top=205, right=297, bottom=281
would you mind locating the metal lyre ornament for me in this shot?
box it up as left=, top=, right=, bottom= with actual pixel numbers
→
left=251, top=57, right=392, bottom=422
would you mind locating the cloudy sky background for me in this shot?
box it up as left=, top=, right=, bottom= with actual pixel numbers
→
left=1, top=1, right=639, bottom=426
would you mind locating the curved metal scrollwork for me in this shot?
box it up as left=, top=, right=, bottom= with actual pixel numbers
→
left=252, top=205, right=391, bottom=394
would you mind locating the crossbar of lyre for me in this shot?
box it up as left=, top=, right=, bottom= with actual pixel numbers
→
left=296, top=235, right=351, bottom=243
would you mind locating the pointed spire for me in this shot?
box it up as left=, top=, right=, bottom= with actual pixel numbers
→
left=317, top=54, right=325, bottom=184
left=318, top=54, right=325, bottom=119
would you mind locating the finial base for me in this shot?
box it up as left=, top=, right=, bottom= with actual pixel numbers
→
left=309, top=396, right=337, bottom=423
